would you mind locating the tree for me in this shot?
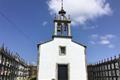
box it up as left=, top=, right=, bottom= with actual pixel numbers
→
left=30, top=77, right=36, bottom=80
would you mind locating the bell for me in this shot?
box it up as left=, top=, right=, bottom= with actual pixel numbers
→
left=64, top=26, right=67, bottom=31
left=57, top=26, right=61, bottom=32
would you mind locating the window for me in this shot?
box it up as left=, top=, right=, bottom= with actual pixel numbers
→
left=59, top=46, right=66, bottom=55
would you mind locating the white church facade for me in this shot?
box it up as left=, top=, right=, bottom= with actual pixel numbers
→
left=37, top=3, right=88, bottom=80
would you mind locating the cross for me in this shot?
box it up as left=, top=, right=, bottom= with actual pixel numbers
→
left=61, top=0, right=63, bottom=10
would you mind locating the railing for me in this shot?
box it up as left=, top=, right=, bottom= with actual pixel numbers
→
left=87, top=55, right=120, bottom=80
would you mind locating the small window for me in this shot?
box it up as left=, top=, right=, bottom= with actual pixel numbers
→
left=59, top=46, right=66, bottom=55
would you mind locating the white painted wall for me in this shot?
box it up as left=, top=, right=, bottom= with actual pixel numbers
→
left=38, top=37, right=88, bottom=80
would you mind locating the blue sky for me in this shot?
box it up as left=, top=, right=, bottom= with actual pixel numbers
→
left=0, top=0, right=120, bottom=64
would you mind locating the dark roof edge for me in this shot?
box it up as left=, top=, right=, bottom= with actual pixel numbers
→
left=37, top=37, right=87, bottom=49
left=52, top=35, right=72, bottom=39
left=37, top=36, right=71, bottom=49
left=37, top=39, right=53, bottom=49
left=72, top=40, right=87, bottom=48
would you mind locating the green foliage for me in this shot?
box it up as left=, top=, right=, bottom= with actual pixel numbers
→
left=30, top=77, right=36, bottom=80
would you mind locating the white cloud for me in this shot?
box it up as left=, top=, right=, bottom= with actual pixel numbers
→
left=82, top=25, right=98, bottom=30
left=89, top=34, right=116, bottom=48
left=100, top=34, right=116, bottom=40
left=90, top=41, right=96, bottom=45
left=108, top=44, right=115, bottom=48
left=99, top=39, right=110, bottom=45
left=91, top=34, right=99, bottom=39
left=47, top=0, right=112, bottom=25
left=42, top=21, right=48, bottom=26
left=106, top=34, right=116, bottom=39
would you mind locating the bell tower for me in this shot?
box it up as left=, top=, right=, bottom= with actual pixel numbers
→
left=53, top=0, right=72, bottom=38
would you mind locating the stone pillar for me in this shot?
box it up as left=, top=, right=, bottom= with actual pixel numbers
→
left=68, top=23, right=71, bottom=36
left=54, top=22, right=57, bottom=36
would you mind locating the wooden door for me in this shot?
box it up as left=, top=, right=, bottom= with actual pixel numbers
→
left=58, top=64, right=68, bottom=80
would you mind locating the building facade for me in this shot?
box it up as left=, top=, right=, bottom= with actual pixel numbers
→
left=37, top=4, right=88, bottom=80
left=87, top=56, right=120, bottom=80
left=0, top=45, right=29, bottom=80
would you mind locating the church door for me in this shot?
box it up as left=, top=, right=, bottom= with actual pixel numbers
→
left=57, top=64, right=68, bottom=80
